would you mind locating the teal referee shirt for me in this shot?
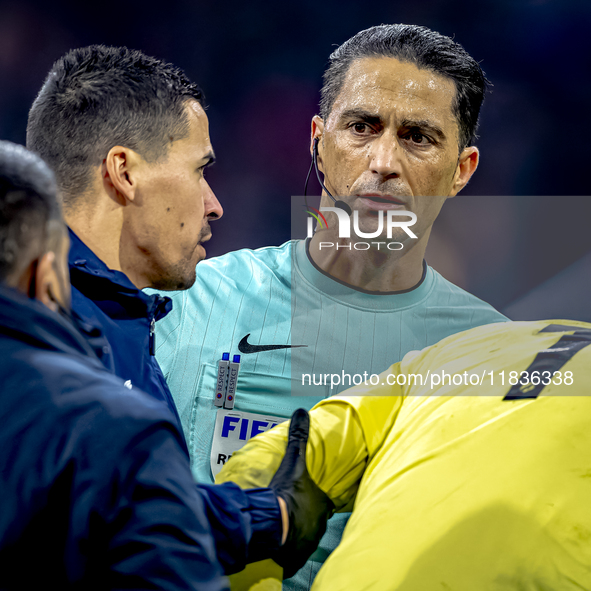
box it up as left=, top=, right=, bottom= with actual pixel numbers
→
left=150, top=239, right=507, bottom=590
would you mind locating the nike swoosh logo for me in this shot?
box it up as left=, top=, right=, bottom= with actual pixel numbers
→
left=238, top=334, right=308, bottom=354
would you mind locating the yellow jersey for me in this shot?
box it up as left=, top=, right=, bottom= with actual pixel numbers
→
left=218, top=320, right=591, bottom=590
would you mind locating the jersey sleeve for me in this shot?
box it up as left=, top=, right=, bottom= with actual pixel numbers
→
left=101, top=405, right=282, bottom=584
left=216, top=366, right=405, bottom=512
left=100, top=416, right=230, bottom=590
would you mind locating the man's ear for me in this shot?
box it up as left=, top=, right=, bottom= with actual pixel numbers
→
left=310, top=116, right=325, bottom=172
left=102, top=146, right=143, bottom=205
left=450, top=146, right=479, bottom=197
left=33, top=251, right=59, bottom=312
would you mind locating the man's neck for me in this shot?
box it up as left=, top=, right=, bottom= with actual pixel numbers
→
left=308, top=232, right=428, bottom=292
left=66, top=205, right=125, bottom=276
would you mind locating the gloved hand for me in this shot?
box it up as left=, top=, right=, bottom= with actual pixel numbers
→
left=268, top=408, right=335, bottom=579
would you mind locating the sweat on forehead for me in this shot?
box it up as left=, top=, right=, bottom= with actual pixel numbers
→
left=326, top=57, right=460, bottom=149
left=329, top=57, right=457, bottom=116
left=319, top=24, right=488, bottom=151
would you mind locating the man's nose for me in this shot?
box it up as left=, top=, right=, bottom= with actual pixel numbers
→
left=367, top=133, right=402, bottom=179
left=203, top=180, right=223, bottom=220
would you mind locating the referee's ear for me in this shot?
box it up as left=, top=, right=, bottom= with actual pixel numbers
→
left=310, top=116, right=324, bottom=164
left=450, top=146, right=479, bottom=197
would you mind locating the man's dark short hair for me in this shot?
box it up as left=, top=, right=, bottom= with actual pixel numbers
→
left=26, top=45, right=204, bottom=206
left=0, top=141, right=61, bottom=281
left=320, top=24, right=489, bottom=151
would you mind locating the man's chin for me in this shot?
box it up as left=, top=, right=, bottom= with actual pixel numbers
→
left=176, top=272, right=197, bottom=291
left=150, top=266, right=197, bottom=291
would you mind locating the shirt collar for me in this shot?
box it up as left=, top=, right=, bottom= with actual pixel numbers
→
left=68, top=227, right=172, bottom=321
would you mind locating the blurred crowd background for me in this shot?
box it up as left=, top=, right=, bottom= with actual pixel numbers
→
left=0, top=0, right=589, bottom=318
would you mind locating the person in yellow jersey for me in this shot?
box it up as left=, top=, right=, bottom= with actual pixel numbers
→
left=217, top=320, right=591, bottom=590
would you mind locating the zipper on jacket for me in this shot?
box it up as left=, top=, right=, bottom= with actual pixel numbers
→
left=149, top=318, right=156, bottom=355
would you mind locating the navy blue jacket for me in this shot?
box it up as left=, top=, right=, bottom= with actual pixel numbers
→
left=68, top=228, right=184, bottom=435
left=0, top=285, right=282, bottom=589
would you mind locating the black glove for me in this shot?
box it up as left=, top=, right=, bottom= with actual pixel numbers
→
left=268, top=408, right=335, bottom=579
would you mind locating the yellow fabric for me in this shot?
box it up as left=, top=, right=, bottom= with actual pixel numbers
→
left=218, top=321, right=591, bottom=590
left=247, top=578, right=282, bottom=591
left=227, top=561, right=282, bottom=591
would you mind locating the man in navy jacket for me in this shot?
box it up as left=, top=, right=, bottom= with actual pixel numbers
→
left=26, top=45, right=225, bottom=435
left=0, top=141, right=331, bottom=588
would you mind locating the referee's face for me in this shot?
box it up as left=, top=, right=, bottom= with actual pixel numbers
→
left=311, top=57, right=479, bottom=245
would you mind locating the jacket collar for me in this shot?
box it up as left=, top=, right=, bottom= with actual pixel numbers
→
left=0, top=283, right=102, bottom=361
left=68, top=228, right=171, bottom=321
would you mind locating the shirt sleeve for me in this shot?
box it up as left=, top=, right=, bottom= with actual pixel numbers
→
left=216, top=365, right=405, bottom=512
left=98, top=418, right=230, bottom=590
left=195, top=483, right=283, bottom=572
left=101, top=415, right=282, bottom=586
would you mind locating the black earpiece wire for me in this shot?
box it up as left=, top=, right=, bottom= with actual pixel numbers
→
left=304, top=138, right=352, bottom=215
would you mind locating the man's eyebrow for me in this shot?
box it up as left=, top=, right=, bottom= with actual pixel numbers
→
left=338, top=110, right=447, bottom=140
left=338, top=108, right=382, bottom=125
left=400, top=119, right=446, bottom=140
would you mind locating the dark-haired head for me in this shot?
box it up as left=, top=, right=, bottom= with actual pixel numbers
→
left=26, top=45, right=204, bottom=207
left=0, top=140, right=69, bottom=310
left=26, top=45, right=222, bottom=292
left=320, top=24, right=489, bottom=151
